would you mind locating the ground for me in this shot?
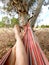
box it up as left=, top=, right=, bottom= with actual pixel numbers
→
left=0, top=28, right=16, bottom=59
left=0, top=28, right=49, bottom=62
left=34, top=28, right=49, bottom=61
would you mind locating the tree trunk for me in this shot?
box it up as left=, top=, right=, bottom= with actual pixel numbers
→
left=18, top=13, right=29, bottom=26
left=18, top=0, right=43, bottom=27
left=29, top=0, right=43, bottom=27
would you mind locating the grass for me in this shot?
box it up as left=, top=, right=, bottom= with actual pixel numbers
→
left=0, top=22, right=5, bottom=27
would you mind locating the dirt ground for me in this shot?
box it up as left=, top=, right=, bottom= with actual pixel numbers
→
left=34, top=28, right=49, bottom=61
left=0, top=28, right=16, bottom=59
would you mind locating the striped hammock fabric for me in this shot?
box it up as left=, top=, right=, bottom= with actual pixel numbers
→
left=0, top=49, right=11, bottom=65
left=0, top=23, right=49, bottom=65
left=23, top=23, right=49, bottom=65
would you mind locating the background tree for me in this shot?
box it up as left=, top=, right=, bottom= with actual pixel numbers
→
left=11, top=17, right=19, bottom=27
left=1, top=0, right=43, bottom=27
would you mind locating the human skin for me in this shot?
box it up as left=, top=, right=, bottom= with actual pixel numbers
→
left=4, top=44, right=16, bottom=65
left=4, top=25, right=29, bottom=65
left=14, top=25, right=29, bottom=65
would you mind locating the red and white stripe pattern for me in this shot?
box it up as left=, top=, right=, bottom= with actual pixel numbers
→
left=0, top=23, right=49, bottom=65
left=23, top=23, right=49, bottom=65
left=0, top=49, right=11, bottom=65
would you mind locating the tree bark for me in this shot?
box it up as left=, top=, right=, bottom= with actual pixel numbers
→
left=18, top=13, right=29, bottom=26
left=18, top=0, right=43, bottom=27
left=29, top=0, right=43, bottom=27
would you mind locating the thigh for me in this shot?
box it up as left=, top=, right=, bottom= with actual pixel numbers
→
left=4, top=45, right=16, bottom=65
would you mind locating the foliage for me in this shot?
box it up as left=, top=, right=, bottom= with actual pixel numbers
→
left=0, top=17, right=19, bottom=27
left=7, top=0, right=35, bottom=13
left=0, top=22, right=5, bottom=27
left=41, top=25, right=49, bottom=28
left=11, top=17, right=19, bottom=27
left=36, top=25, right=49, bottom=28
left=2, top=17, right=8, bottom=22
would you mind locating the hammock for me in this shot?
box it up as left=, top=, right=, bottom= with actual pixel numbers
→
left=0, top=49, right=11, bottom=65
left=0, top=23, right=49, bottom=65
left=23, top=23, right=49, bottom=65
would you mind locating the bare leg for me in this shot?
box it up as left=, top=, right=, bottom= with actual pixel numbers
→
left=14, top=25, right=29, bottom=65
left=5, top=25, right=29, bottom=65
left=4, top=44, right=16, bottom=65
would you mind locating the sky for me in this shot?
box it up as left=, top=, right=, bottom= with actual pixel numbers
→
left=0, top=1, right=18, bottom=20
left=35, top=4, right=49, bottom=26
left=0, top=0, right=49, bottom=26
